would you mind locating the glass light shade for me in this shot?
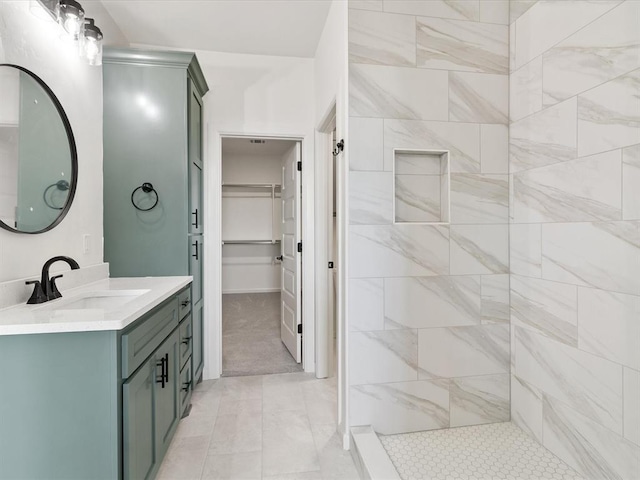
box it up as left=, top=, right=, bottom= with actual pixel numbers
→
left=82, top=18, right=103, bottom=66
left=56, top=0, right=85, bottom=41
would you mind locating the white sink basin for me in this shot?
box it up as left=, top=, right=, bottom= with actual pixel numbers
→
left=42, top=290, right=150, bottom=311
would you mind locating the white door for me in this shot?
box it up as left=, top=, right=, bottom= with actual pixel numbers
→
left=281, top=142, right=302, bottom=362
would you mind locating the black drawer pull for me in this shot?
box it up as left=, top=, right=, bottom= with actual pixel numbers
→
left=181, top=336, right=192, bottom=346
left=155, top=353, right=169, bottom=388
left=182, top=380, right=192, bottom=393
left=181, top=300, right=190, bottom=308
left=192, top=240, right=199, bottom=260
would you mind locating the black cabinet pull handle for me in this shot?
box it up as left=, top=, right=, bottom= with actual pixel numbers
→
left=181, top=336, right=192, bottom=346
left=156, top=357, right=166, bottom=388
left=181, top=380, right=192, bottom=393
left=163, top=353, right=169, bottom=383
left=192, top=209, right=199, bottom=228
left=192, top=240, right=199, bottom=260
left=181, top=300, right=190, bottom=307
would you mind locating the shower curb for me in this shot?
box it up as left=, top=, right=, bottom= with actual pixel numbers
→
left=350, top=426, right=401, bottom=480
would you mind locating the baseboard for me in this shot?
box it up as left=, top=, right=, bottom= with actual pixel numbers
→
left=221, top=287, right=280, bottom=295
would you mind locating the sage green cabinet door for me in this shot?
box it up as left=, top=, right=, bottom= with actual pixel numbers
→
left=192, top=301, right=204, bottom=381
left=154, top=329, right=180, bottom=460
left=190, top=235, right=203, bottom=305
left=123, top=359, right=156, bottom=480
left=190, top=160, right=203, bottom=234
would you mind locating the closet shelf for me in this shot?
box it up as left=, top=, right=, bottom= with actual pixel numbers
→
left=222, top=183, right=281, bottom=188
left=222, top=239, right=281, bottom=245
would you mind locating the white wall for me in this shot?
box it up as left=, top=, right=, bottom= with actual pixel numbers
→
left=0, top=2, right=105, bottom=282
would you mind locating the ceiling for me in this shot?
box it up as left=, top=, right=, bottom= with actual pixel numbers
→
left=99, top=0, right=332, bottom=58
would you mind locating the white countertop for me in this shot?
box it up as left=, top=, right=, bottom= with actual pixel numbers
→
left=0, top=276, right=192, bottom=336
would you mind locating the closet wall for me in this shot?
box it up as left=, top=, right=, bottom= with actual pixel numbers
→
left=221, top=139, right=290, bottom=294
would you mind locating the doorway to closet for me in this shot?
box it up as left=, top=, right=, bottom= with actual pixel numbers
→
left=220, top=137, right=303, bottom=377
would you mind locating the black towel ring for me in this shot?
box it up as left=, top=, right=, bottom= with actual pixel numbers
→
left=43, top=180, right=70, bottom=210
left=131, top=182, right=159, bottom=211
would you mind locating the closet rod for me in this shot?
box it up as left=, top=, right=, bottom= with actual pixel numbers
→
left=222, top=240, right=281, bottom=245
left=222, top=183, right=281, bottom=188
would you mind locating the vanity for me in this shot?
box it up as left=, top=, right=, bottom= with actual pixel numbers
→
left=0, top=276, right=193, bottom=479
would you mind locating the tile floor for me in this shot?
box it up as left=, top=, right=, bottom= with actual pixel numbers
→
left=222, top=293, right=303, bottom=377
left=157, top=372, right=359, bottom=480
left=379, top=422, right=584, bottom=480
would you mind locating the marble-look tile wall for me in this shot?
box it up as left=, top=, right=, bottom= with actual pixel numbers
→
left=509, top=1, right=640, bottom=478
left=347, top=0, right=510, bottom=435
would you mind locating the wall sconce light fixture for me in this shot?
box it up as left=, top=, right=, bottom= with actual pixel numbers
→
left=32, top=0, right=104, bottom=66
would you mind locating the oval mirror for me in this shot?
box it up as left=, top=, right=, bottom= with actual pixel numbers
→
left=0, top=64, right=77, bottom=234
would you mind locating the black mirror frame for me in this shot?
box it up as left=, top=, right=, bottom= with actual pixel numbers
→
left=0, top=64, right=78, bottom=235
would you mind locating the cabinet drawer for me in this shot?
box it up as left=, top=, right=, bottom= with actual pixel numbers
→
left=179, top=361, right=192, bottom=417
left=122, top=297, right=179, bottom=379
left=178, top=288, right=191, bottom=319
left=179, top=314, right=193, bottom=370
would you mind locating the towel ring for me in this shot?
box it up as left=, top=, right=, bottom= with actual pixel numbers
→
left=43, top=180, right=70, bottom=210
left=131, top=182, right=159, bottom=211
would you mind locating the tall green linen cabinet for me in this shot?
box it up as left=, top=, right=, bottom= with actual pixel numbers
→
left=103, top=48, right=209, bottom=382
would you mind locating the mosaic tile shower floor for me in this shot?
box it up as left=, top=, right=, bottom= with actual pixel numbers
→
left=379, top=422, right=584, bottom=480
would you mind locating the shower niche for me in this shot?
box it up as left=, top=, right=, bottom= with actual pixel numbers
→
left=393, top=149, right=450, bottom=225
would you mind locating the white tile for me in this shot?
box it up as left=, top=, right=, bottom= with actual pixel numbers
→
left=382, top=0, right=480, bottom=21
left=384, top=276, right=481, bottom=329
left=450, top=173, right=509, bottom=224
left=480, top=124, right=508, bottom=174
left=509, top=22, right=516, bottom=71
left=450, top=374, right=509, bottom=427
left=349, top=224, right=449, bottom=278
left=510, top=97, right=577, bottom=173
left=542, top=0, right=640, bottom=106
left=349, top=117, right=384, bottom=171
left=509, top=0, right=537, bottom=24
left=157, top=436, right=209, bottom=480
left=543, top=395, right=640, bottom=480
left=480, top=274, right=509, bottom=324
left=510, top=223, right=542, bottom=277
left=578, top=287, right=640, bottom=370
left=514, top=0, right=622, bottom=70
left=349, top=330, right=418, bottom=385
left=624, top=367, right=640, bottom=446
left=395, top=151, right=443, bottom=175
left=384, top=119, right=480, bottom=173
left=201, top=452, right=261, bottom=480
left=262, top=411, right=320, bottom=477
left=511, top=275, right=578, bottom=347
left=509, top=56, right=543, bottom=122
left=350, top=64, right=449, bottom=121
left=349, top=278, right=384, bottom=332
left=479, top=0, right=509, bottom=25
left=312, top=423, right=361, bottom=479
left=418, top=324, right=509, bottom=378
left=349, top=0, right=383, bottom=12
left=541, top=221, right=640, bottom=295
left=623, top=143, right=640, bottom=220
left=349, top=9, right=416, bottom=67
left=513, top=149, right=623, bottom=222
left=511, top=374, right=543, bottom=443
left=515, top=327, right=623, bottom=434
left=578, top=68, right=640, bottom=157
left=394, top=174, right=442, bottom=223
left=449, top=72, right=509, bottom=124
left=209, top=413, right=262, bottom=455
left=349, top=171, right=393, bottom=225
left=350, top=380, right=450, bottom=434
left=450, top=224, right=509, bottom=275
left=416, top=17, right=508, bottom=74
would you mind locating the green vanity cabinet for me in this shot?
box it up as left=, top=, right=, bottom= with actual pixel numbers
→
left=0, top=284, right=193, bottom=480
left=103, top=47, right=209, bottom=385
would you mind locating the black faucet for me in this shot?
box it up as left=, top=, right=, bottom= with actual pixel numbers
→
left=26, top=256, right=80, bottom=304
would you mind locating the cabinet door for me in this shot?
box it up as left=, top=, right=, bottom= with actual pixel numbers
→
left=123, top=360, right=156, bottom=480
left=189, top=235, right=203, bottom=306
left=154, top=329, right=180, bottom=460
left=192, top=301, right=204, bottom=382
left=188, top=80, right=203, bottom=235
